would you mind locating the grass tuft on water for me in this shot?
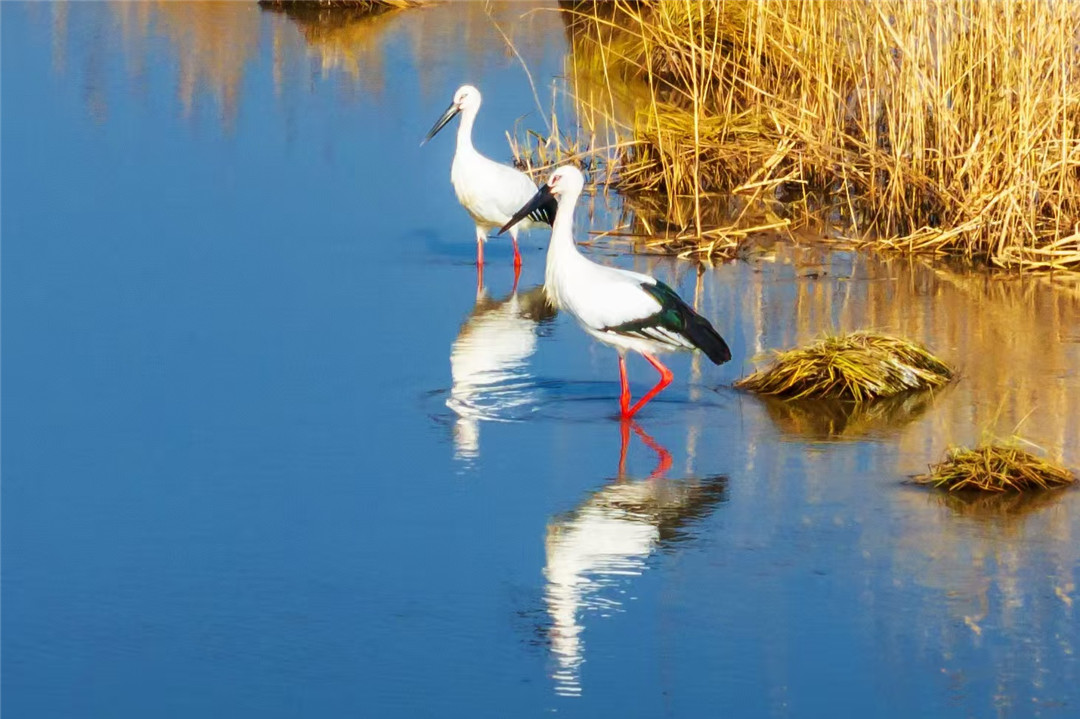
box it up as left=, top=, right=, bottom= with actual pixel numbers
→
left=914, top=444, right=1075, bottom=493
left=734, top=332, right=953, bottom=401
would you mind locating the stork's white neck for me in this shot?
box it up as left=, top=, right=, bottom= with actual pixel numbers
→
left=551, top=187, right=580, bottom=249
left=545, top=186, right=585, bottom=298
left=456, top=105, right=478, bottom=156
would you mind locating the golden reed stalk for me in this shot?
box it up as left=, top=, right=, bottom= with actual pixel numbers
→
left=561, top=0, right=1080, bottom=269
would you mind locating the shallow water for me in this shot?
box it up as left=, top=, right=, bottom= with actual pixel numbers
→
left=4, top=3, right=1080, bottom=717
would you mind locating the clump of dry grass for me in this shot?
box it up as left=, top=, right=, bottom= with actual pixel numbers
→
left=914, top=444, right=1075, bottom=493
left=563, top=1, right=1080, bottom=270
left=734, top=332, right=954, bottom=401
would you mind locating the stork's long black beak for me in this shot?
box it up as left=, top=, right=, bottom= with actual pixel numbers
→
left=499, top=184, right=554, bottom=235
left=421, top=102, right=460, bottom=145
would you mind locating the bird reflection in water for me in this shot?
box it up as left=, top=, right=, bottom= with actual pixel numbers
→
left=447, top=284, right=556, bottom=461
left=543, top=421, right=728, bottom=697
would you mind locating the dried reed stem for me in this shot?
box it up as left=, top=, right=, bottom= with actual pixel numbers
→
left=560, top=0, right=1080, bottom=269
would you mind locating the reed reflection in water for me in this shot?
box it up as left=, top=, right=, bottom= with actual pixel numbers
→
left=543, top=421, right=728, bottom=697
left=447, top=285, right=557, bottom=460
left=51, top=0, right=567, bottom=129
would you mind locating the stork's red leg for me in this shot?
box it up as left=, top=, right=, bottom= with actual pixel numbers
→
left=626, top=353, right=673, bottom=418
left=510, top=229, right=522, bottom=269
left=474, top=227, right=486, bottom=291
left=475, top=226, right=486, bottom=268
left=618, top=355, right=632, bottom=418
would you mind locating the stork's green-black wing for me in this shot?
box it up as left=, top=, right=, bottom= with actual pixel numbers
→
left=603, top=281, right=732, bottom=365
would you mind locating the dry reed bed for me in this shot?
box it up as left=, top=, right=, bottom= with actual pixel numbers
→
left=734, top=332, right=954, bottom=401
left=914, top=444, right=1075, bottom=492
left=563, top=1, right=1080, bottom=268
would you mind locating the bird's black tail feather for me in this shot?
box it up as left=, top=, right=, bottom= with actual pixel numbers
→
left=678, top=307, right=732, bottom=365
left=643, top=281, right=732, bottom=365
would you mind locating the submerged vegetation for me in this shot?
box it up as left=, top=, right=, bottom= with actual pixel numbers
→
left=914, top=444, right=1075, bottom=493
left=734, top=332, right=954, bottom=401
left=556, top=1, right=1080, bottom=269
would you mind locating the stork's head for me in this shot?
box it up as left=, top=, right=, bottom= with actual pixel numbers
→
left=422, top=84, right=482, bottom=145
left=499, top=164, right=585, bottom=236
left=452, top=85, right=482, bottom=113
left=545, top=165, right=585, bottom=198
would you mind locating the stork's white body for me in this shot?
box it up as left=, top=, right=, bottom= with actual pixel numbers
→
left=450, top=120, right=543, bottom=238
left=543, top=178, right=694, bottom=358
left=544, top=231, right=694, bottom=358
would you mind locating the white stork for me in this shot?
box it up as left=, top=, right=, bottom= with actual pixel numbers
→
left=500, top=165, right=731, bottom=418
left=423, top=84, right=555, bottom=278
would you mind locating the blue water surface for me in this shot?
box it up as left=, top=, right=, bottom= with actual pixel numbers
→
left=4, top=3, right=1079, bottom=718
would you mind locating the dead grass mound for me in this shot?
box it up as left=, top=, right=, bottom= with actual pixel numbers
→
left=914, top=445, right=1075, bottom=493
left=734, top=332, right=953, bottom=401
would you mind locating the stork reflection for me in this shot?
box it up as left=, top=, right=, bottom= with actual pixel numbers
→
left=543, top=421, right=728, bottom=696
left=447, top=283, right=556, bottom=460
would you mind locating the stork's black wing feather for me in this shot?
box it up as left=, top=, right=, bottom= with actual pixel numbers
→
left=603, top=281, right=732, bottom=365
left=526, top=192, right=557, bottom=226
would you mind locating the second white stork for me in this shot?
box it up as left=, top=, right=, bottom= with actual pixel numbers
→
left=423, top=84, right=555, bottom=274
left=500, top=165, right=732, bottom=419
